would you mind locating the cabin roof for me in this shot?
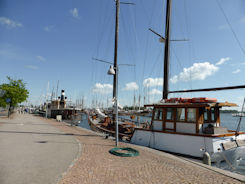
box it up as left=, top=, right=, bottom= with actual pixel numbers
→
left=144, top=101, right=237, bottom=108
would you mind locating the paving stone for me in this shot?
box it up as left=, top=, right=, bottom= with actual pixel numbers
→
left=44, top=117, right=243, bottom=184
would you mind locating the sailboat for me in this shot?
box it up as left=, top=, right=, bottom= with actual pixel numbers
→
left=130, top=0, right=245, bottom=162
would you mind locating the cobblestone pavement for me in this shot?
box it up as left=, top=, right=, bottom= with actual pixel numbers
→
left=42, top=116, right=244, bottom=184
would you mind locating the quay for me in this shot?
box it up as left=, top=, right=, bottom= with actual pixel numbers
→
left=0, top=113, right=245, bottom=184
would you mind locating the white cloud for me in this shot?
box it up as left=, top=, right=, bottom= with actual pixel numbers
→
left=36, top=56, right=46, bottom=62
left=123, top=82, right=139, bottom=91
left=70, top=8, right=79, bottom=18
left=44, top=25, right=54, bottom=32
left=216, top=57, right=230, bottom=66
left=25, top=65, right=38, bottom=70
left=170, top=75, right=178, bottom=84
left=143, top=78, right=163, bottom=87
left=232, top=69, right=241, bottom=74
left=0, top=17, right=23, bottom=28
left=149, top=88, right=161, bottom=95
left=170, top=62, right=219, bottom=83
left=92, top=83, right=113, bottom=94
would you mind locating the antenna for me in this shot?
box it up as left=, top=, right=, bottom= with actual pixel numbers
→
left=56, top=80, right=59, bottom=100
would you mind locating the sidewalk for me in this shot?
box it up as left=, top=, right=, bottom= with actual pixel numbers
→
left=0, top=113, right=80, bottom=184
left=44, top=116, right=244, bottom=184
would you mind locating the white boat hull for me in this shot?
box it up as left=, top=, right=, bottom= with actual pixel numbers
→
left=131, top=129, right=245, bottom=160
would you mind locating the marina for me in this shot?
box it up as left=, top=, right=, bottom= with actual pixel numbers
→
left=1, top=0, right=245, bottom=183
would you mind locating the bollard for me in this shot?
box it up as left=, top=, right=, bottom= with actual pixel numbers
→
left=203, top=152, right=211, bottom=166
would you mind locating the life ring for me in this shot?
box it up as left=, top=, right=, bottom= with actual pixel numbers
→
left=109, top=147, right=139, bottom=157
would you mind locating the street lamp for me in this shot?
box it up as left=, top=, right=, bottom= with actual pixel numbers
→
left=107, top=65, right=116, bottom=75
left=107, top=65, right=119, bottom=147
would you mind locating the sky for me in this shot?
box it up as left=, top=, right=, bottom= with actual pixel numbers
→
left=0, top=0, right=245, bottom=110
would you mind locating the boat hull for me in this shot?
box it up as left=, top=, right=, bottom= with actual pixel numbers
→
left=88, top=116, right=131, bottom=139
left=131, top=129, right=245, bottom=161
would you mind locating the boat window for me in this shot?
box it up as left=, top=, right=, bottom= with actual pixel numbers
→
left=211, top=108, right=215, bottom=122
left=204, top=109, right=208, bottom=121
left=187, top=108, right=196, bottom=122
left=154, top=108, right=163, bottom=120
left=166, top=108, right=174, bottom=120
left=176, top=108, right=185, bottom=121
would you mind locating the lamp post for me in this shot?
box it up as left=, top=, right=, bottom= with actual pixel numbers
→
left=108, top=65, right=119, bottom=147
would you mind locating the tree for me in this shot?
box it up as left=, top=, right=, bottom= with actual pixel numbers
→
left=0, top=77, right=29, bottom=108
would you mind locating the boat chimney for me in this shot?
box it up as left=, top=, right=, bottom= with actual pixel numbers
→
left=61, top=90, right=65, bottom=102
left=60, top=90, right=66, bottom=109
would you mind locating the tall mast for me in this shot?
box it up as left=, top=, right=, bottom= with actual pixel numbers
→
left=163, top=0, right=172, bottom=99
left=113, top=0, right=120, bottom=146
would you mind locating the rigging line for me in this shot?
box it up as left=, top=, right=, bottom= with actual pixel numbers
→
left=92, top=3, right=112, bottom=89
left=129, top=4, right=138, bottom=83
left=183, top=0, right=190, bottom=41
left=171, top=45, right=193, bottom=91
left=141, top=0, right=158, bottom=94
left=183, top=0, right=196, bottom=70
left=216, top=0, right=245, bottom=55
left=183, top=0, right=193, bottom=92
left=149, top=45, right=163, bottom=77
left=95, top=1, right=112, bottom=57
left=170, top=45, right=183, bottom=72
left=121, top=7, right=135, bottom=66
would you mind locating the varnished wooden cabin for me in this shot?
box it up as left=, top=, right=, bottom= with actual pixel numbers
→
left=147, top=98, right=239, bottom=136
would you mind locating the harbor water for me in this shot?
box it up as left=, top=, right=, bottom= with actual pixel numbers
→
left=79, top=112, right=245, bottom=132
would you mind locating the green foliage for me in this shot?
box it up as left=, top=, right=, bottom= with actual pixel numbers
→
left=0, top=76, right=29, bottom=107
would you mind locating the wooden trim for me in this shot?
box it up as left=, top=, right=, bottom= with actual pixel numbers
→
left=165, top=128, right=174, bottom=131
left=153, top=104, right=209, bottom=108
left=176, top=121, right=196, bottom=124
left=162, top=108, right=166, bottom=131
left=173, top=108, right=176, bottom=132
left=215, top=107, right=220, bottom=126
left=134, top=128, right=245, bottom=138
left=185, top=107, right=187, bottom=121
left=164, top=119, right=175, bottom=122
left=196, top=108, right=199, bottom=133
left=150, top=109, right=155, bottom=128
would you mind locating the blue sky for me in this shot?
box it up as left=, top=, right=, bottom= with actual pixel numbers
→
left=0, top=0, right=245, bottom=109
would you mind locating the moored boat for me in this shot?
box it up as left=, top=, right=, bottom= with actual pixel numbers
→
left=232, top=112, right=245, bottom=117
left=46, top=90, right=83, bottom=126
left=130, top=0, right=245, bottom=162
left=87, top=109, right=136, bottom=140
left=131, top=98, right=245, bottom=161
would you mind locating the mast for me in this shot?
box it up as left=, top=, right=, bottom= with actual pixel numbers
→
left=161, top=0, right=245, bottom=96
left=113, top=0, right=120, bottom=146
left=163, top=0, right=172, bottom=99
